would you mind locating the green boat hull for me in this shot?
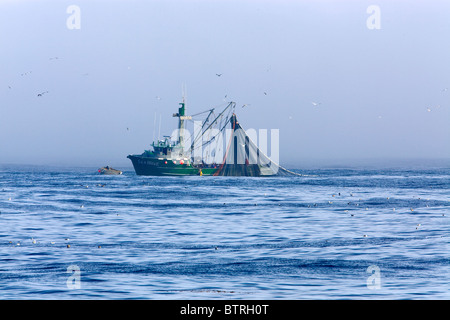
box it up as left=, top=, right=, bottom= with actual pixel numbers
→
left=127, top=155, right=218, bottom=176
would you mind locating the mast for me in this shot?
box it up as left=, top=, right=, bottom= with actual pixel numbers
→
left=173, top=86, right=191, bottom=150
left=178, top=100, right=186, bottom=149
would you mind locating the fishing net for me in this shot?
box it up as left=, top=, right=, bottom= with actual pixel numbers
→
left=213, top=115, right=302, bottom=177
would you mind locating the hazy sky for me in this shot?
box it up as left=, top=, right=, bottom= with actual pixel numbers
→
left=1, top=0, right=449, bottom=168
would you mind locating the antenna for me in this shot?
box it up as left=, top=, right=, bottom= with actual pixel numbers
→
left=158, top=114, right=161, bottom=140
left=182, top=83, right=187, bottom=104
left=153, top=112, right=156, bottom=142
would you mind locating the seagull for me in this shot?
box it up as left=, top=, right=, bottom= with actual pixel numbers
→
left=427, top=107, right=432, bottom=112
left=37, top=91, right=49, bottom=97
left=263, top=92, right=267, bottom=95
left=216, top=73, right=222, bottom=77
left=241, top=104, right=250, bottom=108
left=311, top=101, right=321, bottom=106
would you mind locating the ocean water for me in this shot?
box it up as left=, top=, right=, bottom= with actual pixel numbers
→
left=0, top=164, right=449, bottom=300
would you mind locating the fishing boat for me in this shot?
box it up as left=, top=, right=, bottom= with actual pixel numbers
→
left=127, top=97, right=296, bottom=177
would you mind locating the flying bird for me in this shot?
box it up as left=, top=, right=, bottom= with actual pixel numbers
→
left=37, top=91, right=49, bottom=97
left=241, top=104, right=250, bottom=108
left=311, top=101, right=321, bottom=106
left=216, top=73, right=222, bottom=77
